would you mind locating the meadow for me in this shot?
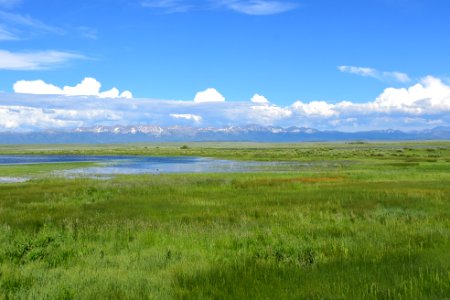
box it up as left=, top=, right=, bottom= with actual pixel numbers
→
left=0, top=141, right=450, bottom=299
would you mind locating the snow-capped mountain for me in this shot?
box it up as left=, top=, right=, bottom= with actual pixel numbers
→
left=0, top=125, right=449, bottom=144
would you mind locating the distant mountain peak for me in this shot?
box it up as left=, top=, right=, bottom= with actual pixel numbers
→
left=1, top=125, right=449, bottom=144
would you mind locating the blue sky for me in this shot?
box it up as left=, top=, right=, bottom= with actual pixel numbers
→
left=1, top=0, right=450, bottom=131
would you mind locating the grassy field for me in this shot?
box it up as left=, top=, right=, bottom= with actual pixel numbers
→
left=1, top=142, right=450, bottom=299
left=1, top=140, right=450, bottom=163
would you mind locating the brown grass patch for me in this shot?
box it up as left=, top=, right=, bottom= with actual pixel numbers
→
left=236, top=176, right=345, bottom=188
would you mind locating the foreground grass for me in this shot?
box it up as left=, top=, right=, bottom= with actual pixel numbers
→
left=1, top=143, right=450, bottom=299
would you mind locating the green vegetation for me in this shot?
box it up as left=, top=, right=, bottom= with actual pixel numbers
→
left=1, top=140, right=450, bottom=162
left=1, top=142, right=450, bottom=299
left=0, top=162, right=96, bottom=177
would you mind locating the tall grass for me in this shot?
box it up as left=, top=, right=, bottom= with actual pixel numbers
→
left=0, top=143, right=449, bottom=299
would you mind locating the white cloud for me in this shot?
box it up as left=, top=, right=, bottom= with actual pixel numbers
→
left=170, top=113, right=202, bottom=122
left=62, top=77, right=102, bottom=96
left=0, top=106, right=81, bottom=130
left=2, top=75, right=450, bottom=132
left=194, top=88, right=225, bottom=103
left=142, top=0, right=297, bottom=15
left=292, top=100, right=337, bottom=117
left=369, top=76, right=450, bottom=114
left=99, top=88, right=120, bottom=98
left=120, top=91, right=133, bottom=99
left=0, top=105, right=123, bottom=131
left=0, top=25, right=16, bottom=40
left=289, top=76, right=450, bottom=130
left=13, top=77, right=133, bottom=99
left=338, top=66, right=377, bottom=78
left=223, top=0, right=297, bottom=15
left=338, top=65, right=411, bottom=83
left=0, top=50, right=84, bottom=70
left=384, top=72, right=411, bottom=83
left=293, top=76, right=450, bottom=117
left=0, top=9, right=93, bottom=42
left=13, top=80, right=62, bottom=95
left=249, top=104, right=292, bottom=124
left=0, top=10, right=64, bottom=36
left=251, top=93, right=269, bottom=104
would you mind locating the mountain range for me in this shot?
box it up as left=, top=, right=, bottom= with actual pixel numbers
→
left=1, top=125, right=450, bottom=144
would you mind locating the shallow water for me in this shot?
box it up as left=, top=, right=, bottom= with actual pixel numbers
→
left=0, top=155, right=304, bottom=178
left=59, top=157, right=302, bottom=176
left=0, top=155, right=128, bottom=165
left=0, top=177, right=30, bottom=183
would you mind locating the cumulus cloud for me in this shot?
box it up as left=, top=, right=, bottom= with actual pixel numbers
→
left=13, top=77, right=133, bottom=98
left=13, top=80, right=61, bottom=95
left=194, top=88, right=225, bottom=103
left=368, top=76, right=450, bottom=114
left=251, top=93, right=269, bottom=104
left=291, top=100, right=337, bottom=117
left=249, top=104, right=292, bottom=124
left=338, top=65, right=411, bottom=83
left=0, top=105, right=123, bottom=131
left=0, top=50, right=83, bottom=70
left=170, top=113, right=202, bottom=122
left=294, top=76, right=450, bottom=117
left=120, top=91, right=133, bottom=99
left=0, top=106, right=76, bottom=130
left=1, top=76, right=450, bottom=132
left=290, top=76, right=450, bottom=130
left=62, top=78, right=102, bottom=96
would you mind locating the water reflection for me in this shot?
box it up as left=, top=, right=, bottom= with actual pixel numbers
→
left=0, top=155, right=303, bottom=178
left=60, top=156, right=300, bottom=176
left=0, top=177, right=30, bottom=183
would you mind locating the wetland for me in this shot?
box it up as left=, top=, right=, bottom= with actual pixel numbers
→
left=0, top=141, right=449, bottom=299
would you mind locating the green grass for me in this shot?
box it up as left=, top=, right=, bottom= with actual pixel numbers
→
left=0, top=162, right=96, bottom=177
left=1, top=141, right=450, bottom=162
left=0, top=142, right=450, bottom=299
